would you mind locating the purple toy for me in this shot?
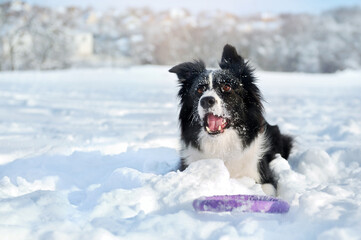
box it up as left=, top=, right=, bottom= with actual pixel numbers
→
left=193, top=194, right=290, bottom=214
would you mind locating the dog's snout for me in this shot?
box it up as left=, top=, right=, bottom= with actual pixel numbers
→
left=200, top=96, right=216, bottom=109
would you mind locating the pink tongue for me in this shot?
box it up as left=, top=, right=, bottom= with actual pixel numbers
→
left=207, top=114, right=224, bottom=132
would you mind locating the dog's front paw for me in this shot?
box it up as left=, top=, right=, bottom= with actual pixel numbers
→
left=270, top=154, right=291, bottom=180
left=261, top=183, right=276, bottom=196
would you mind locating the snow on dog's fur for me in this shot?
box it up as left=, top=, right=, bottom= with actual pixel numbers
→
left=169, top=44, right=293, bottom=195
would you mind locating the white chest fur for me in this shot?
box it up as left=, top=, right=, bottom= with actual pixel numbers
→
left=181, top=129, right=268, bottom=183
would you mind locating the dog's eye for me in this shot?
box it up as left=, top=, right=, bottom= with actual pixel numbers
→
left=197, top=85, right=206, bottom=94
left=221, top=84, right=232, bottom=92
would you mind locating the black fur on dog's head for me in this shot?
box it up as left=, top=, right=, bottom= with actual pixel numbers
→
left=169, top=44, right=265, bottom=149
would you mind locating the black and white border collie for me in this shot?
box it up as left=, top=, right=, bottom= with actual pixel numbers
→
left=169, top=44, right=293, bottom=195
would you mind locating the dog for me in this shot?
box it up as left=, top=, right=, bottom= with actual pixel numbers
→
left=169, top=44, right=293, bottom=195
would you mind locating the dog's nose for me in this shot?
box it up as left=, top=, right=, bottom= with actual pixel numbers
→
left=200, top=96, right=216, bottom=109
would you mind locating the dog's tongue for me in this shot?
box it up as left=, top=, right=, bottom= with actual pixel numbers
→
left=207, top=114, right=225, bottom=132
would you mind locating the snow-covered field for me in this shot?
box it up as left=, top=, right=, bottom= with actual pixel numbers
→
left=0, top=66, right=360, bottom=239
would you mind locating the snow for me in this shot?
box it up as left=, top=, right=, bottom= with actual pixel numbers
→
left=0, top=66, right=361, bottom=239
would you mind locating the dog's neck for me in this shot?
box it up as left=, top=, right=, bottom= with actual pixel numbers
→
left=181, top=128, right=268, bottom=183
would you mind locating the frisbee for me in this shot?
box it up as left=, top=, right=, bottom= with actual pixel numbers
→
left=193, top=194, right=290, bottom=214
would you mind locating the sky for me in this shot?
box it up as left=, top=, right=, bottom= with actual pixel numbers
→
left=11, top=0, right=361, bottom=15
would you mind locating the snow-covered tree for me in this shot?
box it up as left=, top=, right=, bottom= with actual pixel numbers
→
left=1, top=1, right=360, bottom=72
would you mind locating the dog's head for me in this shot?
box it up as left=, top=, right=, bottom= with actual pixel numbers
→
left=169, top=44, right=264, bottom=143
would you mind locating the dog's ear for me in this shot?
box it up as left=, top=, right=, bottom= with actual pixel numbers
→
left=219, top=44, right=246, bottom=76
left=169, top=60, right=205, bottom=83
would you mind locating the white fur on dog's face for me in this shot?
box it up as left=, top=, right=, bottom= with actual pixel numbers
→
left=197, top=71, right=230, bottom=121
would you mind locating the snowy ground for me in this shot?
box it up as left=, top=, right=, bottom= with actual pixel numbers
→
left=0, top=66, right=360, bottom=239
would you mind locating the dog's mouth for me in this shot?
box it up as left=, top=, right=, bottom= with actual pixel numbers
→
left=204, top=113, right=230, bottom=135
